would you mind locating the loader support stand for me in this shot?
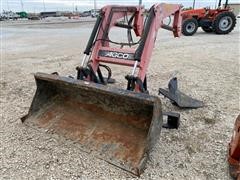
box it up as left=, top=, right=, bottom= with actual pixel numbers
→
left=159, top=77, right=204, bottom=108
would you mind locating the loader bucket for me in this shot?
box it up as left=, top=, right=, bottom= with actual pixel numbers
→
left=22, top=72, right=162, bottom=176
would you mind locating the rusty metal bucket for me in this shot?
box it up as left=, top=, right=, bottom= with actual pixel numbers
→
left=22, top=72, right=162, bottom=176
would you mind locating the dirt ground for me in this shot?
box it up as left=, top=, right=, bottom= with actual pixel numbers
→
left=1, top=18, right=239, bottom=179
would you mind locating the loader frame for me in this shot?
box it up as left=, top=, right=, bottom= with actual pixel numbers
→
left=77, top=4, right=182, bottom=92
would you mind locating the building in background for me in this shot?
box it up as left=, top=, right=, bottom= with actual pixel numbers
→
left=40, top=11, right=61, bottom=18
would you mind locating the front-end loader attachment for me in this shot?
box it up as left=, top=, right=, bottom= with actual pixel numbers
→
left=22, top=3, right=184, bottom=176
left=22, top=73, right=162, bottom=176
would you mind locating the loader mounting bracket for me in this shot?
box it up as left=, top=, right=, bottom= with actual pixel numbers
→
left=159, top=77, right=204, bottom=108
left=76, top=64, right=115, bottom=84
left=125, top=75, right=148, bottom=93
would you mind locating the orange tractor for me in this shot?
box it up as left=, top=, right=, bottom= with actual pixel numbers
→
left=181, top=0, right=236, bottom=36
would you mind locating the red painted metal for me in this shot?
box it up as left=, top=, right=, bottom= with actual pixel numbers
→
left=91, top=5, right=142, bottom=73
left=182, top=7, right=231, bottom=21
left=88, top=4, right=182, bottom=92
left=96, top=47, right=137, bottom=67
left=136, top=3, right=181, bottom=82
left=228, top=114, right=240, bottom=179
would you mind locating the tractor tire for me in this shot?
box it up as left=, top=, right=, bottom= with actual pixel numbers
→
left=182, top=18, right=198, bottom=36
left=213, top=11, right=236, bottom=34
left=201, top=26, right=213, bottom=33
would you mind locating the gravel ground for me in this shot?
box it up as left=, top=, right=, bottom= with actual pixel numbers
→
left=1, top=18, right=239, bottom=179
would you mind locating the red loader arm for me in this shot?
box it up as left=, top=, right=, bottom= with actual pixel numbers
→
left=78, top=3, right=182, bottom=92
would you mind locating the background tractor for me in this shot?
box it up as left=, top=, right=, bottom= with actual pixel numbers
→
left=181, top=0, right=236, bottom=36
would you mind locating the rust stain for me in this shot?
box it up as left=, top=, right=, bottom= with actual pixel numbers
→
left=65, top=98, right=152, bottom=131
left=31, top=96, right=151, bottom=170
left=37, top=107, right=56, bottom=128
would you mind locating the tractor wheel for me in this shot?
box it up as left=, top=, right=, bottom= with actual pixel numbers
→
left=213, top=11, right=236, bottom=34
left=201, top=26, right=213, bottom=33
left=182, top=18, right=198, bottom=36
